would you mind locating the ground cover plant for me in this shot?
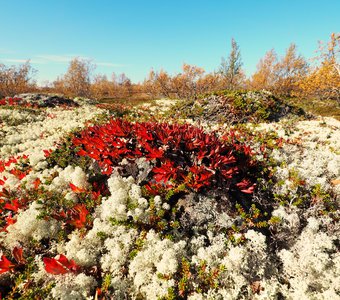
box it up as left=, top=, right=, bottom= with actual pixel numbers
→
left=0, top=93, right=339, bottom=299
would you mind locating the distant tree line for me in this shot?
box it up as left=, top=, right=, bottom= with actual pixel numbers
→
left=0, top=33, right=339, bottom=103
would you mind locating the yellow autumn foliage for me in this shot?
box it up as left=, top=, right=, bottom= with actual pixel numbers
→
left=297, top=60, right=340, bottom=100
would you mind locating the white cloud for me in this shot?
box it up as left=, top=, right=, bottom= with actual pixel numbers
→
left=0, top=58, right=45, bottom=64
left=35, top=54, right=90, bottom=63
left=0, top=48, right=14, bottom=55
left=1, top=58, right=28, bottom=63
left=96, top=62, right=125, bottom=67
left=35, top=55, right=123, bottom=68
left=1, top=54, right=124, bottom=68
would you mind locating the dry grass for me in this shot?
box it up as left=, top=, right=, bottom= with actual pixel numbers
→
left=286, top=97, right=340, bottom=120
left=98, top=98, right=155, bottom=107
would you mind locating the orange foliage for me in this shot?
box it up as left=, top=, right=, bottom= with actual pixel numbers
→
left=144, top=64, right=224, bottom=100
left=54, top=58, right=94, bottom=98
left=298, top=33, right=340, bottom=102
left=274, top=43, right=308, bottom=96
left=0, top=61, right=37, bottom=97
left=250, top=49, right=278, bottom=91
left=250, top=44, right=308, bottom=96
left=298, top=60, right=340, bottom=101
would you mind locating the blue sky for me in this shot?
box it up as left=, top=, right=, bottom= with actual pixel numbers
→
left=0, top=0, right=339, bottom=84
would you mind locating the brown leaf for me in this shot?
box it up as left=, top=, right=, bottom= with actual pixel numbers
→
left=251, top=281, right=263, bottom=294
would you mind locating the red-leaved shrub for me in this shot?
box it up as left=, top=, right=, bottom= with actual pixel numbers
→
left=73, top=119, right=258, bottom=195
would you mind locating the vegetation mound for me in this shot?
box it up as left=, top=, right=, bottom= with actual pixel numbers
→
left=170, top=90, right=307, bottom=124
left=0, top=94, right=80, bottom=108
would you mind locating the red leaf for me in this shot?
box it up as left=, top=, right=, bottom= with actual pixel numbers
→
left=186, top=166, right=213, bottom=191
left=43, top=149, right=53, bottom=157
left=236, top=179, right=256, bottom=194
left=69, top=183, right=86, bottom=193
left=33, top=178, right=41, bottom=190
left=5, top=158, right=17, bottom=167
left=152, top=161, right=178, bottom=183
left=4, top=198, right=23, bottom=212
left=0, top=188, right=10, bottom=198
left=66, top=204, right=89, bottom=228
left=221, top=167, right=238, bottom=179
left=57, top=254, right=80, bottom=272
left=0, top=255, right=15, bottom=274
left=52, top=210, right=67, bottom=220
left=12, top=247, right=25, bottom=264
left=1, top=214, right=16, bottom=232
left=141, top=142, right=164, bottom=160
left=276, top=138, right=284, bottom=148
left=43, top=257, right=68, bottom=275
left=43, top=254, right=80, bottom=275
left=96, top=288, right=102, bottom=296
left=144, top=183, right=163, bottom=195
left=136, top=125, right=153, bottom=141
left=76, top=148, right=88, bottom=157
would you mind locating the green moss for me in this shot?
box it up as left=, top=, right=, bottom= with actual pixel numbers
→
left=286, top=97, right=340, bottom=120
left=46, top=132, right=93, bottom=171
